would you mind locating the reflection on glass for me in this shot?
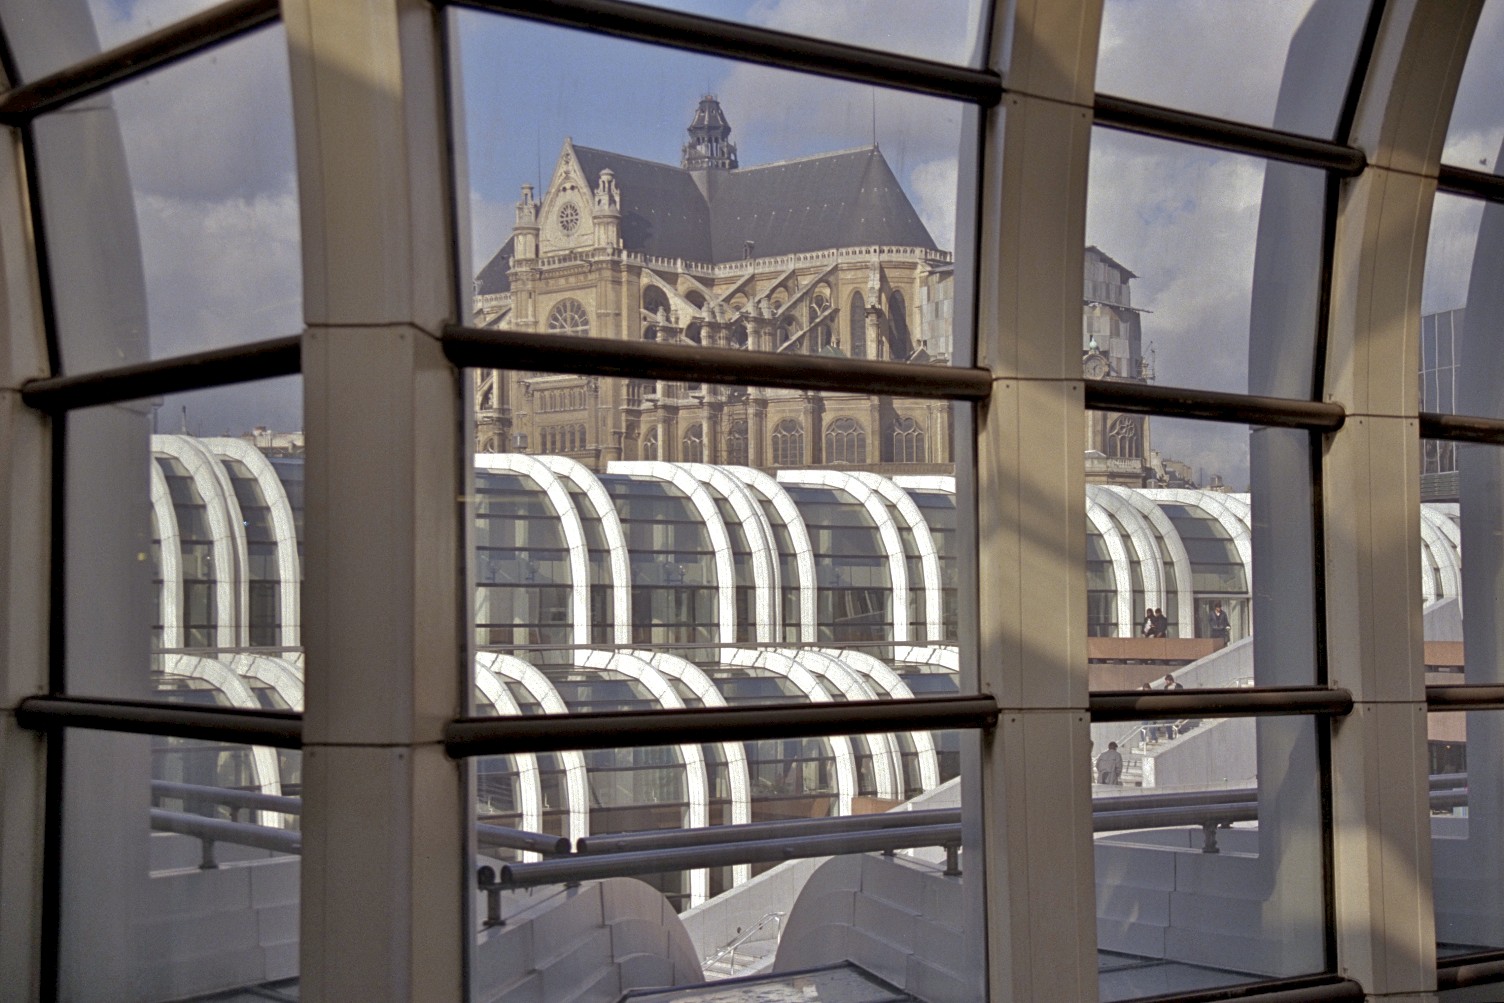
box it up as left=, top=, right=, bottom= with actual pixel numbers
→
left=1091, top=716, right=1325, bottom=1000
left=1083, top=417, right=1316, bottom=687
left=1426, top=441, right=1504, bottom=953
left=455, top=12, right=966, bottom=370
left=597, top=0, right=986, bottom=67
left=466, top=364, right=970, bottom=992
left=1086, top=129, right=1326, bottom=398
left=1097, top=0, right=1371, bottom=139
left=33, top=25, right=301, bottom=375
left=66, top=379, right=304, bottom=700
left=1441, top=0, right=1504, bottom=171
left=58, top=729, right=301, bottom=1000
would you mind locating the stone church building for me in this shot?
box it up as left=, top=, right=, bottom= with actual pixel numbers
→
left=472, top=96, right=1170, bottom=484
left=472, top=95, right=956, bottom=474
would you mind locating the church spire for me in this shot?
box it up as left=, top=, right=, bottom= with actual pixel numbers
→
left=681, top=94, right=738, bottom=171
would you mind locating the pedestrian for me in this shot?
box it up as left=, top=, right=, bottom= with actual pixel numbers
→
left=1096, top=741, right=1123, bottom=785
left=1151, top=608, right=1168, bottom=637
left=1210, top=600, right=1231, bottom=644
left=1141, top=609, right=1155, bottom=637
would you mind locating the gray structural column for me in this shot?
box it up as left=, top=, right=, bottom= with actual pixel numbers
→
left=284, top=1, right=466, bottom=999
left=1322, top=2, right=1482, bottom=996
left=975, top=1, right=1100, bottom=999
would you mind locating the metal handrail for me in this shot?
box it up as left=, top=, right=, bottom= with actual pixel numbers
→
left=151, top=779, right=301, bottom=816
left=703, top=911, right=784, bottom=975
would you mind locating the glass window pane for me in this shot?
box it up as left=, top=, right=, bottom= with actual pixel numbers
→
left=66, top=378, right=305, bottom=697
left=33, top=25, right=301, bottom=375
left=453, top=12, right=969, bottom=368
left=1441, top=1, right=1504, bottom=171
left=1424, top=441, right=1503, bottom=954
left=602, top=0, right=989, bottom=68
left=1086, top=130, right=1324, bottom=398
left=0, top=0, right=241, bottom=81
left=1097, top=0, right=1371, bottom=139
left=59, top=730, right=300, bottom=1000
left=1093, top=716, right=1327, bottom=999
left=1085, top=416, right=1315, bottom=687
left=465, top=360, right=977, bottom=994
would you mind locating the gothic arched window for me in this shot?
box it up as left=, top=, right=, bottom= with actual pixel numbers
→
left=825, top=417, right=866, bottom=465
left=682, top=423, right=704, bottom=463
left=642, top=426, right=659, bottom=461
left=771, top=419, right=804, bottom=467
left=725, top=420, right=748, bottom=466
left=849, top=292, right=866, bottom=359
left=548, top=298, right=590, bottom=337
left=890, top=417, right=925, bottom=463
left=1108, top=415, right=1139, bottom=459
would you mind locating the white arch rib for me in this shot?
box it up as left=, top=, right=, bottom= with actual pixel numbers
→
left=1420, top=505, right=1462, bottom=600
left=632, top=649, right=753, bottom=885
left=473, top=661, right=545, bottom=860
left=1100, top=486, right=1196, bottom=636
left=154, top=435, right=243, bottom=648
left=535, top=454, right=633, bottom=644
left=479, top=454, right=592, bottom=646
left=581, top=649, right=710, bottom=906
left=681, top=462, right=781, bottom=642
left=226, top=653, right=305, bottom=711
left=793, top=649, right=900, bottom=801
left=777, top=469, right=910, bottom=643
left=725, top=466, right=818, bottom=641
left=610, top=461, right=739, bottom=644
left=1143, top=488, right=1255, bottom=586
left=483, top=653, right=591, bottom=844
left=722, top=647, right=857, bottom=816
left=1085, top=496, right=1135, bottom=638
left=1089, top=485, right=1166, bottom=620
left=204, top=438, right=303, bottom=648
left=847, top=470, right=944, bottom=641
left=150, top=459, right=183, bottom=649
left=162, top=654, right=285, bottom=827
left=818, top=647, right=940, bottom=793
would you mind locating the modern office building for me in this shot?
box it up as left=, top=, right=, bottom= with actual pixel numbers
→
left=7, top=3, right=1504, bottom=1003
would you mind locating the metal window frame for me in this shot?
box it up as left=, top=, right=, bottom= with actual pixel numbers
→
left=12, top=1, right=1504, bottom=1001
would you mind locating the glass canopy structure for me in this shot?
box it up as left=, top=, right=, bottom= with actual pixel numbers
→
left=6, top=2, right=1504, bottom=1003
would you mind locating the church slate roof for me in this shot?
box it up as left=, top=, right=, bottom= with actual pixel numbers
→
left=475, top=144, right=936, bottom=297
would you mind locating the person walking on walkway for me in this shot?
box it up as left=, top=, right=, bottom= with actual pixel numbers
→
left=1096, top=741, right=1123, bottom=785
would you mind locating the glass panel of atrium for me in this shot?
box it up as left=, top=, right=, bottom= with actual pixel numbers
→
left=57, top=730, right=301, bottom=1000
left=30, top=23, right=301, bottom=375
left=450, top=11, right=969, bottom=368
left=1440, top=0, right=1504, bottom=172
left=1096, top=0, right=1372, bottom=139
left=597, top=0, right=990, bottom=68
left=1085, top=130, right=1324, bottom=399
left=65, top=379, right=305, bottom=698
left=0, top=0, right=245, bottom=81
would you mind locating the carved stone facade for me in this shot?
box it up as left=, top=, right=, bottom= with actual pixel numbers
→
left=472, top=96, right=955, bottom=474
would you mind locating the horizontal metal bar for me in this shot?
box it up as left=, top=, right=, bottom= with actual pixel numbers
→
left=477, top=823, right=573, bottom=856
left=21, top=335, right=302, bottom=413
left=1426, top=685, right=1504, bottom=711
left=1094, top=787, right=1255, bottom=813
left=579, top=807, right=962, bottom=856
left=1095, top=803, right=1254, bottom=833
left=441, top=0, right=1001, bottom=107
left=1089, top=687, right=1353, bottom=723
left=1126, top=975, right=1365, bottom=1003
left=1438, top=164, right=1504, bottom=205
left=1085, top=378, right=1345, bottom=431
left=502, top=823, right=963, bottom=889
left=442, top=326, right=991, bottom=402
left=151, top=779, right=300, bottom=815
left=14, top=695, right=302, bottom=749
left=0, top=0, right=280, bottom=124
left=1094, top=94, right=1367, bottom=176
left=150, top=808, right=302, bottom=855
left=1419, top=410, right=1504, bottom=445
left=446, top=694, right=998, bottom=758
left=1438, top=950, right=1504, bottom=991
